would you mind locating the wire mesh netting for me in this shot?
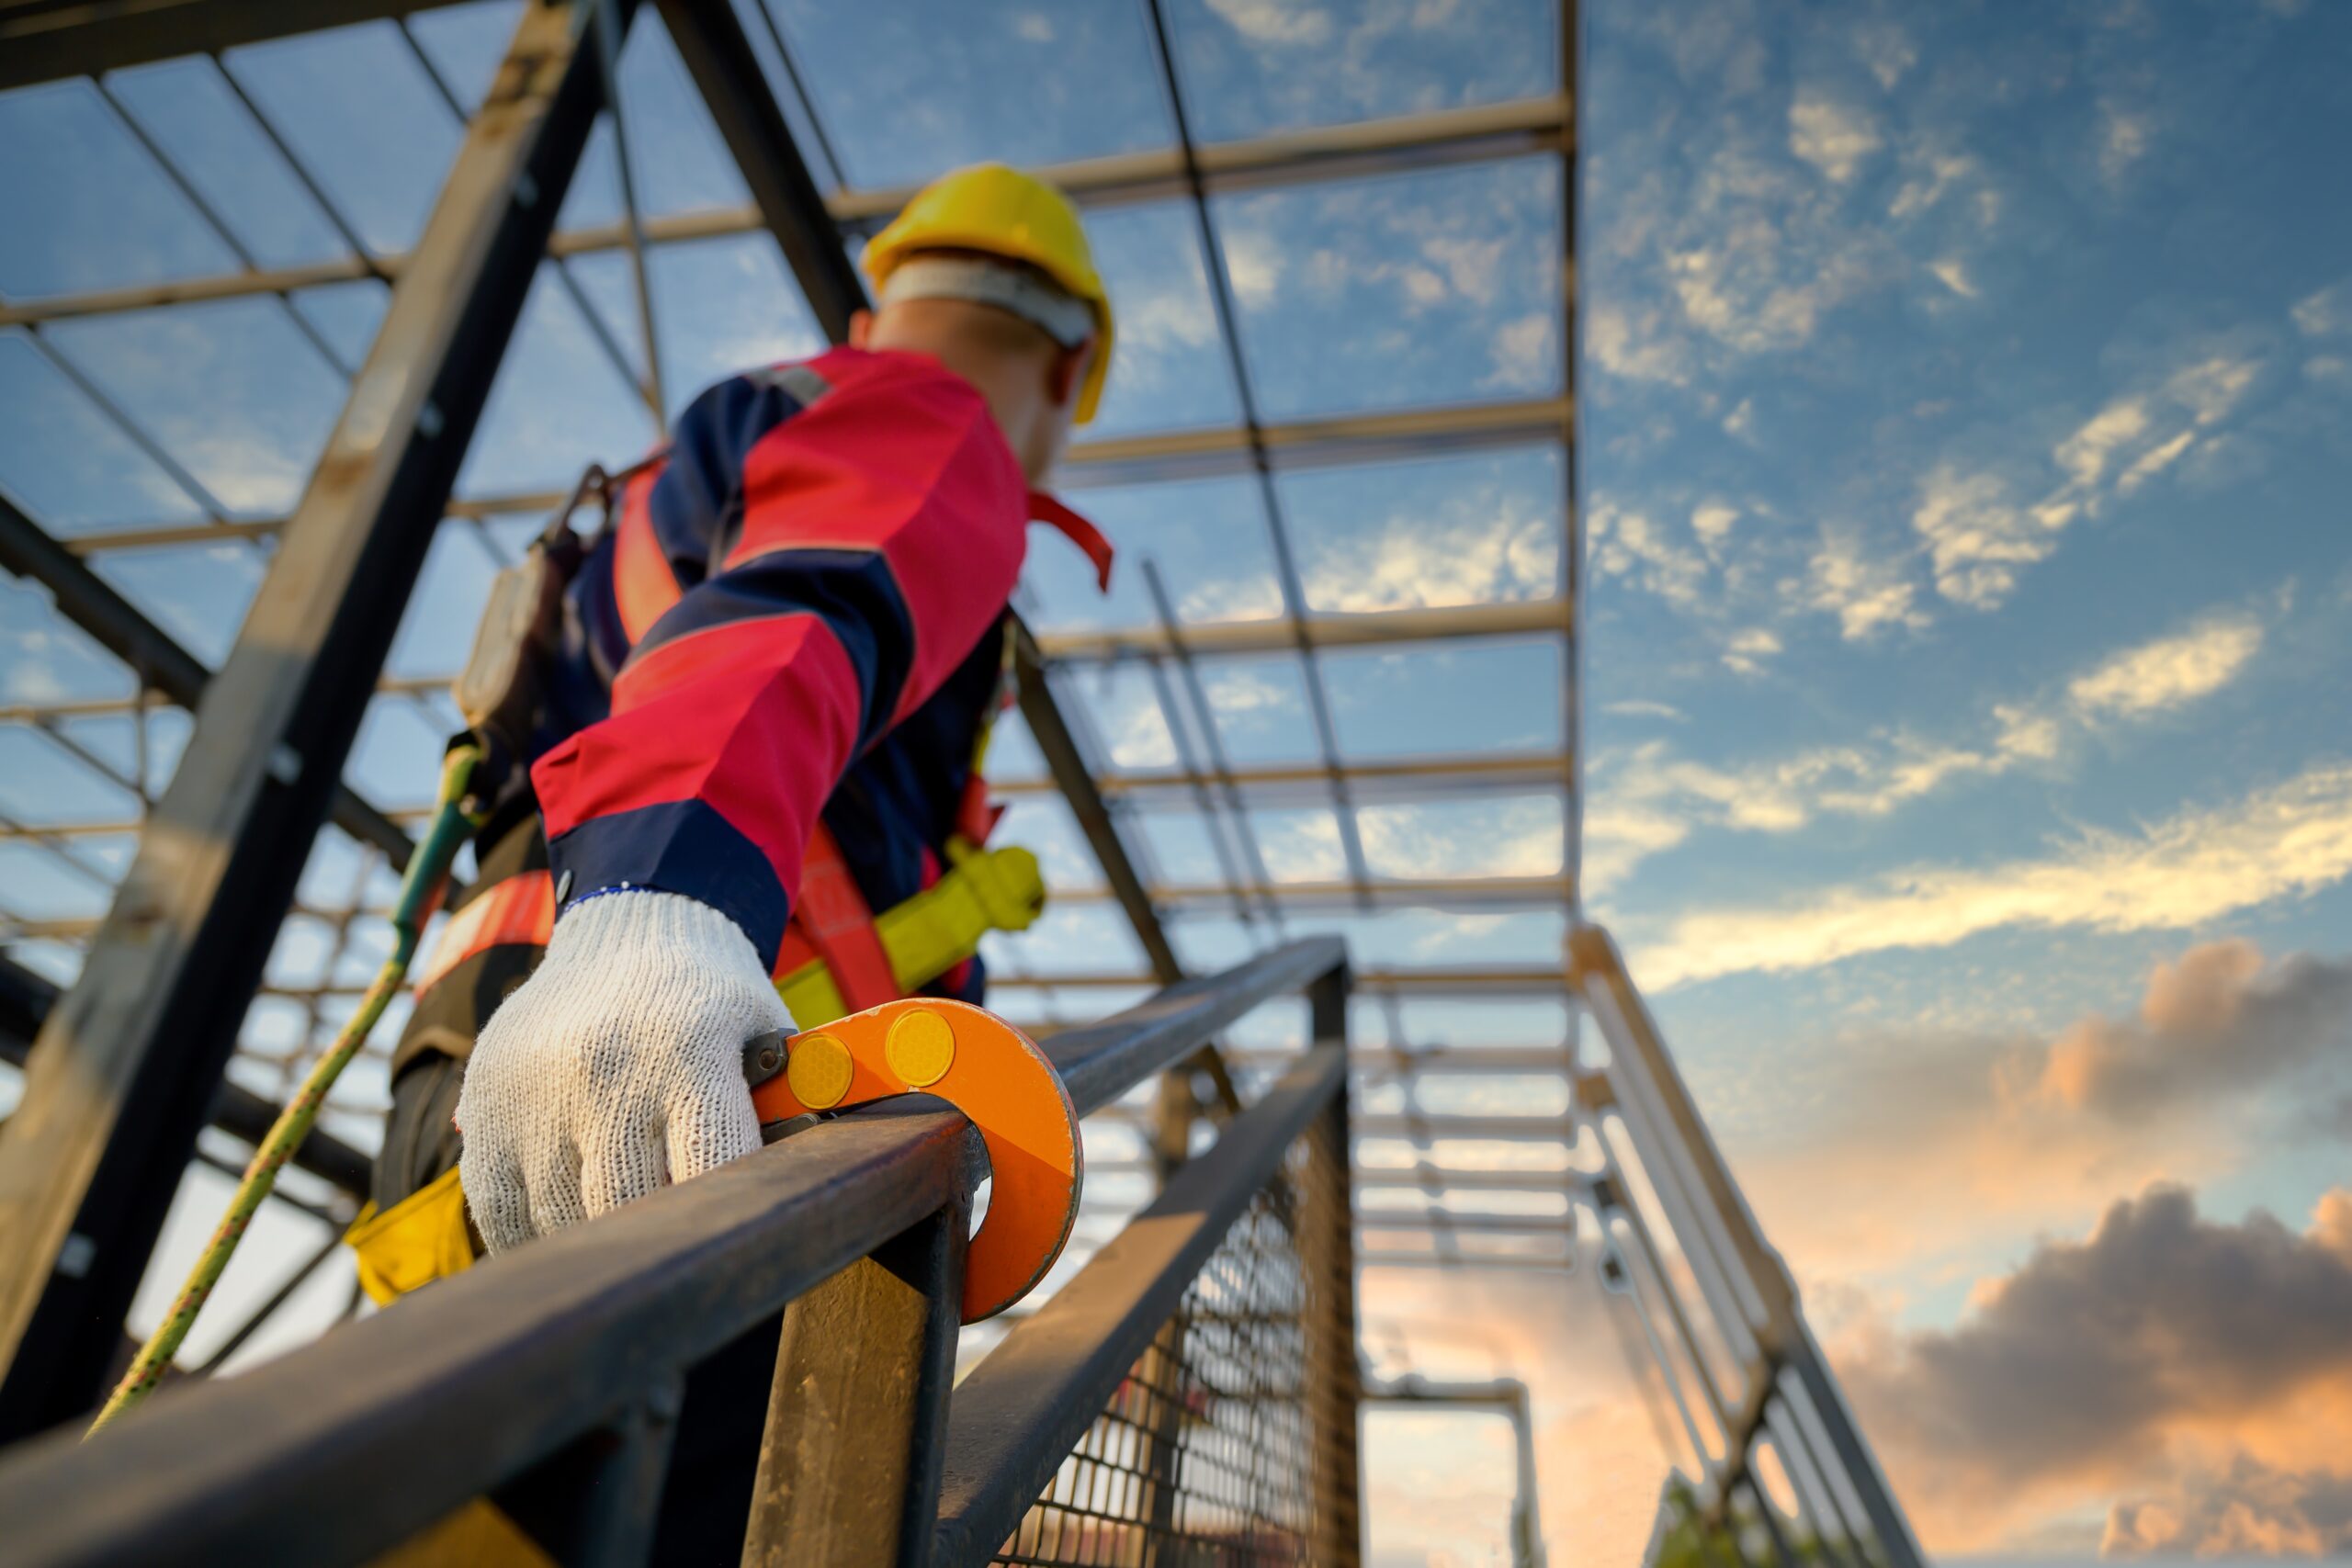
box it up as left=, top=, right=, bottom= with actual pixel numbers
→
left=995, top=1107, right=1359, bottom=1567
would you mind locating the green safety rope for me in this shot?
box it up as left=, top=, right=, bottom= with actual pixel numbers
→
left=86, top=744, right=488, bottom=1438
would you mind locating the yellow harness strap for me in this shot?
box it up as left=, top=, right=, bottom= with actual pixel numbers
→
left=349, top=840, right=1046, bottom=1303
left=776, top=839, right=1043, bottom=1028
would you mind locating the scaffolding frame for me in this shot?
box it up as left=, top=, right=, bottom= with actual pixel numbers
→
left=0, top=0, right=1927, bottom=1556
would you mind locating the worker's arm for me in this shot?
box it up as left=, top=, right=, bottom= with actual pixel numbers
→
left=458, top=350, right=1032, bottom=1251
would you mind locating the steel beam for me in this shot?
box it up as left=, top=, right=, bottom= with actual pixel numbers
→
left=0, top=491, right=428, bottom=874
left=0, top=954, right=373, bottom=1199
left=1035, top=594, right=1566, bottom=660
left=0, top=99, right=1566, bottom=317
left=1063, top=393, right=1570, bottom=486
left=0, top=0, right=635, bottom=1440
left=1051, top=874, right=1569, bottom=911
left=46, top=400, right=1570, bottom=564
left=1009, top=623, right=1183, bottom=987
left=988, top=965, right=1569, bottom=995
left=0, top=749, right=1575, bottom=835
left=653, top=0, right=863, bottom=342
left=0, top=0, right=472, bottom=91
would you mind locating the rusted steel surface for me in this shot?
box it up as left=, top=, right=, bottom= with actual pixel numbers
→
left=927, top=1046, right=1349, bottom=1566
left=0, top=1103, right=975, bottom=1568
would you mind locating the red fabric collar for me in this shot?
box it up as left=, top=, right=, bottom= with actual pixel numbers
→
left=1028, top=491, right=1114, bottom=593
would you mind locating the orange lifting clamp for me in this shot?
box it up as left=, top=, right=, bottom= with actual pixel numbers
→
left=742, top=998, right=1081, bottom=1323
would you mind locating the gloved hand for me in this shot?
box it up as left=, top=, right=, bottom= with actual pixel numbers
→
left=457, top=888, right=785, bottom=1252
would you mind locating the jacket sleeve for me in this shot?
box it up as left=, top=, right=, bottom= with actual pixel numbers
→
left=528, top=349, right=1031, bottom=970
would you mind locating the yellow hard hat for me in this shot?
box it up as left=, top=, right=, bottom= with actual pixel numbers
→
left=864, top=163, right=1114, bottom=424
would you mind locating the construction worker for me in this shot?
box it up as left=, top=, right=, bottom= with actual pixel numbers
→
left=355, top=164, right=1112, bottom=1558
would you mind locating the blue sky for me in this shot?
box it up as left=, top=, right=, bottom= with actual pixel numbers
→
left=5, top=0, right=2352, bottom=1560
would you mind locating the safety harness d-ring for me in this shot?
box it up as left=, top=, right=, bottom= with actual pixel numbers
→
left=745, top=999, right=1081, bottom=1323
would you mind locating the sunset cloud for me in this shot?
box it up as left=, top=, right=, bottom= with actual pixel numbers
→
left=1724, top=941, right=2352, bottom=1298
left=2000, top=941, right=2352, bottom=1121
left=1838, top=1185, right=2352, bottom=1550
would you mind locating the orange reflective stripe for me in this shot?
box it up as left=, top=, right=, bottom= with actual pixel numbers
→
left=792, top=824, right=898, bottom=1011
left=611, top=468, right=682, bottom=642
left=1028, top=491, right=1113, bottom=592
left=772, top=924, right=820, bottom=982
left=954, top=772, right=1001, bottom=847
left=413, top=870, right=555, bottom=996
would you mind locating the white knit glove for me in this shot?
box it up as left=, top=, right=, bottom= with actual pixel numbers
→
left=456, top=889, right=785, bottom=1253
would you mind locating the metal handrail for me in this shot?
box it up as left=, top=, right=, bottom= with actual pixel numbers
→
left=1570, top=924, right=1924, bottom=1568
left=933, top=1044, right=1349, bottom=1562
left=0, top=937, right=1350, bottom=1568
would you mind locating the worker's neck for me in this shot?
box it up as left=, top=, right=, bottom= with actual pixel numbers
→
left=864, top=327, right=1055, bottom=485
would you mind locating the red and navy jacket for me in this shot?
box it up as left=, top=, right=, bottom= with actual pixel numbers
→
left=521, top=345, right=1103, bottom=997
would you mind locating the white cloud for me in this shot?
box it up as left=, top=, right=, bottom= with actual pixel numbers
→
left=2293, top=280, right=2350, bottom=338
left=1630, top=760, right=2352, bottom=990
left=1220, top=224, right=1283, bottom=309
left=1690, top=502, right=1739, bottom=548
left=1481, top=310, right=1555, bottom=390
left=1911, top=463, right=2055, bottom=610
left=1929, top=258, right=1977, bottom=299
left=1889, top=151, right=1976, bottom=220
left=1204, top=0, right=1333, bottom=45
left=1585, top=601, right=2271, bottom=897
left=1303, top=491, right=1557, bottom=615
left=1804, top=528, right=1926, bottom=639
left=1253, top=810, right=1346, bottom=884
left=1906, top=347, right=2266, bottom=612
left=1586, top=303, right=1690, bottom=386
left=1602, top=699, right=1686, bottom=722
left=1422, top=233, right=1508, bottom=308
left=1853, top=20, right=1917, bottom=90
left=1203, top=666, right=1290, bottom=718
left=1789, top=94, right=1883, bottom=184
left=1103, top=696, right=1176, bottom=770
left=2114, top=429, right=2195, bottom=494
left=1177, top=574, right=1286, bottom=623
left=1589, top=500, right=1710, bottom=613
left=1722, top=626, right=1781, bottom=676
left=2055, top=397, right=2152, bottom=489
left=1668, top=240, right=1855, bottom=355
left=2166, top=353, right=2260, bottom=425
left=2067, top=614, right=2265, bottom=718
left=1359, top=796, right=1564, bottom=881
left=2099, top=104, right=2152, bottom=185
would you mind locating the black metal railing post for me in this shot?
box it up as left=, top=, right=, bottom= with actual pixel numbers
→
left=741, top=1132, right=978, bottom=1568
left=1304, top=961, right=1363, bottom=1567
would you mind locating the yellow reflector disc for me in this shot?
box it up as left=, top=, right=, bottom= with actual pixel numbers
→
left=886, top=1008, right=956, bottom=1089
left=786, top=1032, right=854, bottom=1111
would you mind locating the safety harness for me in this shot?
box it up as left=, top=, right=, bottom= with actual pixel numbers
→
left=347, top=454, right=1108, bottom=1305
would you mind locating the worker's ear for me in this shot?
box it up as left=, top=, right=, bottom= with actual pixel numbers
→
left=848, top=309, right=874, bottom=348
left=1046, top=340, right=1091, bottom=411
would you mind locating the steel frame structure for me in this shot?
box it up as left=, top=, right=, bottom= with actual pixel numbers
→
left=0, top=939, right=1363, bottom=1568
left=0, top=0, right=1928, bottom=1556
